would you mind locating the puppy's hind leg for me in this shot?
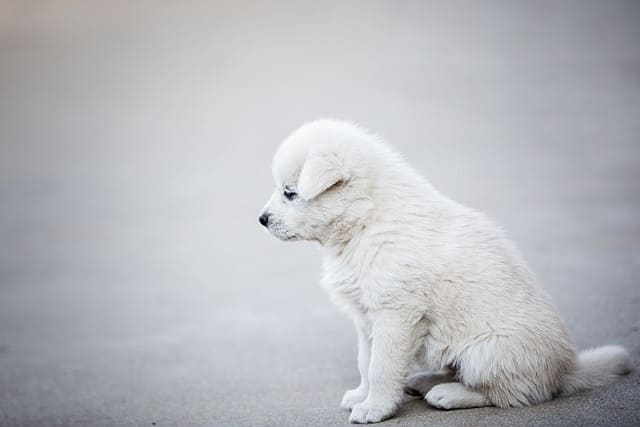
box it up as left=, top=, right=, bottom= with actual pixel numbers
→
left=425, top=383, right=492, bottom=410
left=405, top=370, right=455, bottom=397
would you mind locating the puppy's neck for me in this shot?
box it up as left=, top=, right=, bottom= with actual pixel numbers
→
left=319, top=222, right=368, bottom=254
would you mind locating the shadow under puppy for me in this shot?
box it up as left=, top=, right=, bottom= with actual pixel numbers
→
left=259, top=119, right=631, bottom=424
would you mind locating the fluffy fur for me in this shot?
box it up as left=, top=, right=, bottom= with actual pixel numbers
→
left=259, top=119, right=632, bottom=424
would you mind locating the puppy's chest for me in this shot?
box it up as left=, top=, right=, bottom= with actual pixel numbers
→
left=320, top=252, right=383, bottom=310
left=321, top=263, right=362, bottom=307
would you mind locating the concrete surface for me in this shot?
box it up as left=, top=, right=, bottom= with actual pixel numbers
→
left=1, top=1, right=639, bottom=426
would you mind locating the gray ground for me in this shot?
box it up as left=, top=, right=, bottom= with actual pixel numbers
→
left=1, top=1, right=639, bottom=426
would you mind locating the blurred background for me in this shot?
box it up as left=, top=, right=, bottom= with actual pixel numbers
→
left=1, top=1, right=639, bottom=426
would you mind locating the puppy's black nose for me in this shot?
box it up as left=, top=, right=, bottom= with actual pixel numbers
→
left=259, top=213, right=270, bottom=227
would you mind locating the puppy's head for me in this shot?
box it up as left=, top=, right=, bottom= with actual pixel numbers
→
left=259, top=120, right=374, bottom=245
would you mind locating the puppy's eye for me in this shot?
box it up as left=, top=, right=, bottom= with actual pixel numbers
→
left=283, top=186, right=298, bottom=201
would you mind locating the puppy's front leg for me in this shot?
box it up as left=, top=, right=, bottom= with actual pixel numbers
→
left=349, top=311, right=418, bottom=424
left=341, top=314, right=371, bottom=409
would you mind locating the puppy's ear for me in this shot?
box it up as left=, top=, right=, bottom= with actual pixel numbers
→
left=298, top=150, right=347, bottom=200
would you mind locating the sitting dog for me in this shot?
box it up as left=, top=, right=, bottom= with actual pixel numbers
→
left=259, top=119, right=631, bottom=423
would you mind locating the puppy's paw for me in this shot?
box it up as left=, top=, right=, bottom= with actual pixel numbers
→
left=341, top=387, right=368, bottom=410
left=425, top=384, right=457, bottom=410
left=425, top=382, right=492, bottom=410
left=349, top=400, right=396, bottom=424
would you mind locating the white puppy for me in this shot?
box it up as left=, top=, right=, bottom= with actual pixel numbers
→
left=259, top=119, right=631, bottom=424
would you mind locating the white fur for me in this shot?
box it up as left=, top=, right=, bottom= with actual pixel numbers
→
left=260, top=119, right=632, bottom=424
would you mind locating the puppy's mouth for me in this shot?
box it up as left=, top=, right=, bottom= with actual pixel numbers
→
left=273, top=230, right=299, bottom=241
left=266, top=224, right=299, bottom=242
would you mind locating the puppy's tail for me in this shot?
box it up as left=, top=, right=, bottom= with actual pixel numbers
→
left=559, top=345, right=632, bottom=396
